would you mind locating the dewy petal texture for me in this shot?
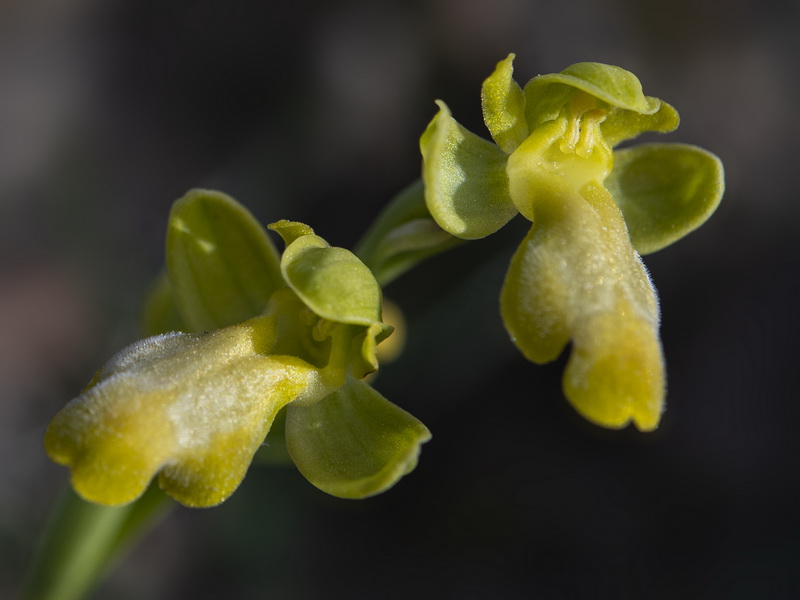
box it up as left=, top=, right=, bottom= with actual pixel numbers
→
left=44, top=317, right=326, bottom=507
left=501, top=184, right=663, bottom=430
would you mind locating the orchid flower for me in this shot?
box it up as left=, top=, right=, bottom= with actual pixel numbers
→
left=420, top=55, right=723, bottom=430
left=45, top=190, right=430, bottom=507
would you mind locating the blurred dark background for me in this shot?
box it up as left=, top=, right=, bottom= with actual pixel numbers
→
left=2, top=0, right=799, bottom=598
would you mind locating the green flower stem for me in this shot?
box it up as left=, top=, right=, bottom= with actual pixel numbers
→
left=354, top=180, right=463, bottom=286
left=23, top=483, right=173, bottom=600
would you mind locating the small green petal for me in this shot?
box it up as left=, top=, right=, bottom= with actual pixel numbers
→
left=286, top=377, right=431, bottom=499
left=270, top=220, right=388, bottom=330
left=267, top=220, right=314, bottom=245
left=606, top=143, right=725, bottom=255
left=601, top=100, right=680, bottom=148
left=481, top=53, right=529, bottom=153
left=348, top=322, right=387, bottom=379
left=421, top=100, right=517, bottom=239
left=166, top=189, right=283, bottom=332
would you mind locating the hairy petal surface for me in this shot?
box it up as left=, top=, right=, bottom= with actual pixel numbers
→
left=481, top=53, right=529, bottom=153
left=501, top=183, right=663, bottom=430
left=44, top=318, right=327, bottom=507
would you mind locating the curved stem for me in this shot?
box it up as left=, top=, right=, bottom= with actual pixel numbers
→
left=354, top=180, right=463, bottom=287
left=23, top=483, right=173, bottom=600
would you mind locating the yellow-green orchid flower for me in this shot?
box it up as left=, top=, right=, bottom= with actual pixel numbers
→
left=420, top=55, right=724, bottom=430
left=45, top=190, right=430, bottom=507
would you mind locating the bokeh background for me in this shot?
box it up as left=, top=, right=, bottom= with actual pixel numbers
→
left=2, top=0, right=799, bottom=597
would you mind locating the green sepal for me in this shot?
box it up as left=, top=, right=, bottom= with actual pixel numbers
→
left=601, top=100, right=679, bottom=148
left=481, top=53, right=529, bottom=153
left=285, top=377, right=431, bottom=499
left=421, top=100, right=517, bottom=239
left=525, top=62, right=659, bottom=128
left=140, top=271, right=187, bottom=336
left=270, top=220, right=388, bottom=330
left=354, top=180, right=463, bottom=286
left=605, top=143, right=725, bottom=255
left=166, top=189, right=283, bottom=332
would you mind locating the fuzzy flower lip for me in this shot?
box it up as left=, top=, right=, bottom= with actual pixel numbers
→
left=421, top=55, right=724, bottom=430
left=46, top=190, right=430, bottom=507
left=44, top=318, right=321, bottom=507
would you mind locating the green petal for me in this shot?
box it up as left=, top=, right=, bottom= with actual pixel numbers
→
left=606, top=143, right=725, bottom=255
left=601, top=100, right=679, bottom=148
left=166, top=189, right=283, bottom=332
left=420, top=100, right=517, bottom=239
left=286, top=377, right=431, bottom=499
left=481, top=53, right=529, bottom=153
left=354, top=180, right=463, bottom=287
left=269, top=220, right=388, bottom=330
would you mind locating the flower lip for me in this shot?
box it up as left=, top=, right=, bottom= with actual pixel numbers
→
left=44, top=317, right=320, bottom=507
